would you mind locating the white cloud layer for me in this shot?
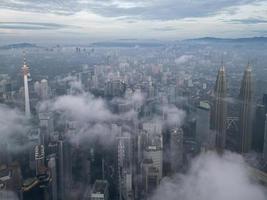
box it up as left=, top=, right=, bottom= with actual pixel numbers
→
left=151, top=151, right=267, bottom=200
left=0, top=0, right=266, bottom=42
left=0, top=104, right=30, bottom=152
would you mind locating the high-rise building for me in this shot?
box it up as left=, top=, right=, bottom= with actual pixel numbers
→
left=47, top=154, right=58, bottom=200
left=143, top=134, right=163, bottom=180
left=58, top=139, right=65, bottom=200
left=169, top=128, right=183, bottom=173
left=22, top=57, right=31, bottom=117
left=263, top=94, right=267, bottom=113
left=58, top=138, right=72, bottom=200
left=40, top=79, right=49, bottom=100
left=211, top=65, right=227, bottom=152
left=252, top=104, right=265, bottom=152
left=38, top=112, right=54, bottom=143
left=141, top=159, right=160, bottom=196
left=239, top=65, right=253, bottom=153
left=196, top=101, right=213, bottom=151
left=34, top=81, right=41, bottom=96
left=104, top=79, right=126, bottom=97
left=263, top=114, right=267, bottom=162
left=117, top=132, right=133, bottom=200
left=91, top=180, right=109, bottom=200
left=35, top=145, right=45, bottom=177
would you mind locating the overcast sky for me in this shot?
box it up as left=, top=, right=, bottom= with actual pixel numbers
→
left=0, top=0, right=267, bottom=43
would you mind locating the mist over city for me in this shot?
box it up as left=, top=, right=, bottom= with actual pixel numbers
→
left=0, top=1, right=267, bottom=200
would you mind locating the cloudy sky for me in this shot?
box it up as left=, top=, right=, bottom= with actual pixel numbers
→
left=0, top=0, right=267, bottom=43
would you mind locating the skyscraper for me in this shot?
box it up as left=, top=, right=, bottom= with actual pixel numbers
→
left=40, top=79, right=49, bottom=100
left=58, top=138, right=72, bottom=200
left=117, top=132, right=133, bottom=200
left=239, top=65, right=253, bottom=153
left=196, top=101, right=212, bottom=151
left=169, top=128, right=183, bottom=173
left=211, top=65, right=227, bottom=152
left=22, top=56, right=31, bottom=117
left=47, top=154, right=58, bottom=200
left=91, top=180, right=109, bottom=200
left=35, top=145, right=45, bottom=177
left=263, top=94, right=267, bottom=113
left=263, top=114, right=267, bottom=162
left=252, top=104, right=265, bottom=152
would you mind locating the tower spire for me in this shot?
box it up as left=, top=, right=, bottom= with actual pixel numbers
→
left=22, top=53, right=31, bottom=117
left=246, top=60, right=252, bottom=71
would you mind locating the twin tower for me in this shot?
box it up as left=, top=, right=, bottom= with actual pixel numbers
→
left=211, top=64, right=253, bottom=153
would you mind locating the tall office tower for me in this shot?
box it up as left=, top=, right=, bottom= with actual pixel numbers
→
left=137, top=130, right=146, bottom=165
left=58, top=140, right=65, bottom=200
left=47, top=154, right=58, bottom=200
left=169, top=128, right=183, bottom=173
left=58, top=138, right=72, bottom=200
left=141, top=159, right=160, bottom=196
left=22, top=57, right=31, bottom=117
left=263, top=94, right=267, bottom=113
left=39, top=112, right=54, bottom=143
left=35, top=144, right=45, bottom=177
left=143, top=122, right=162, bottom=136
left=104, top=79, right=126, bottom=97
left=34, top=81, right=41, bottom=96
left=196, top=101, right=212, bottom=151
left=211, top=65, right=227, bottom=152
left=91, top=180, right=109, bottom=200
left=263, top=114, right=267, bottom=162
left=34, top=145, right=51, bottom=200
left=143, top=133, right=163, bottom=180
left=252, top=105, right=265, bottom=152
left=117, top=132, right=133, bottom=200
left=40, top=79, right=49, bottom=100
left=239, top=65, right=253, bottom=153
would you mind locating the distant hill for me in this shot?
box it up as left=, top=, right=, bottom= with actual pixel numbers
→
left=0, top=43, right=38, bottom=49
left=186, top=37, right=267, bottom=43
left=90, top=41, right=164, bottom=48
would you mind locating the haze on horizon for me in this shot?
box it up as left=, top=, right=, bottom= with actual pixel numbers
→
left=0, top=0, right=267, bottom=44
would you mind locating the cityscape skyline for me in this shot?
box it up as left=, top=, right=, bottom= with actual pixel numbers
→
left=1, top=1, right=267, bottom=199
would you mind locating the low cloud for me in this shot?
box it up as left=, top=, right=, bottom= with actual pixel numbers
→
left=162, top=104, right=186, bottom=127
left=227, top=18, right=267, bottom=24
left=152, top=26, right=177, bottom=32
left=40, top=79, right=184, bottom=146
left=67, top=123, right=116, bottom=147
left=0, top=104, right=30, bottom=152
left=40, top=86, right=144, bottom=146
left=52, top=94, right=116, bottom=123
left=175, top=55, right=194, bottom=65
left=0, top=22, right=77, bottom=30
left=151, top=151, right=266, bottom=200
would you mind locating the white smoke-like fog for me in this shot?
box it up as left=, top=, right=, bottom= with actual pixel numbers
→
left=175, top=55, right=194, bottom=65
left=40, top=78, right=185, bottom=147
left=0, top=104, right=30, bottom=152
left=151, top=151, right=266, bottom=200
left=162, top=104, right=185, bottom=127
left=39, top=85, right=145, bottom=146
left=52, top=94, right=116, bottom=123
